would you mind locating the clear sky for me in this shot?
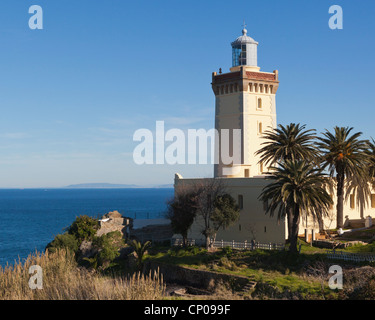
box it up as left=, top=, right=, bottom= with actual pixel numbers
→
left=0, top=0, right=374, bottom=188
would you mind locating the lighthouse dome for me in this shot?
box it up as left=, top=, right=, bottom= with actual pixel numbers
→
left=231, top=28, right=258, bottom=67
left=231, top=28, right=258, bottom=46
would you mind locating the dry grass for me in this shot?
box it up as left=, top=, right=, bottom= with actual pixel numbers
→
left=0, top=249, right=166, bottom=300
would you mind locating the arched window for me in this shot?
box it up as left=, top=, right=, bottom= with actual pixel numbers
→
left=259, top=122, right=263, bottom=134
left=258, top=98, right=262, bottom=109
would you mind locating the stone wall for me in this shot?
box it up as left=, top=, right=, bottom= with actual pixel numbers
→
left=144, top=260, right=249, bottom=291
left=130, top=224, right=174, bottom=243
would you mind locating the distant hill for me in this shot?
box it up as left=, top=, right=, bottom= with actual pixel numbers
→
left=64, top=183, right=173, bottom=189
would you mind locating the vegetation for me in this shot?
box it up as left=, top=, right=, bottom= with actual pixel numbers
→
left=47, top=215, right=125, bottom=270
left=0, top=249, right=165, bottom=300
left=46, top=232, right=79, bottom=253
left=130, top=240, right=152, bottom=271
left=67, top=215, right=100, bottom=242
left=211, top=194, right=240, bottom=243
left=183, top=179, right=240, bottom=249
left=255, top=123, right=318, bottom=241
left=86, top=231, right=125, bottom=269
left=6, top=122, right=375, bottom=300
left=318, top=127, right=372, bottom=229
left=259, top=160, right=333, bottom=253
left=166, top=189, right=198, bottom=247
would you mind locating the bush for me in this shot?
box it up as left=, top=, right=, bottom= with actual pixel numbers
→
left=68, top=215, right=99, bottom=242
left=92, top=231, right=124, bottom=268
left=222, top=247, right=233, bottom=256
left=46, top=233, right=79, bottom=254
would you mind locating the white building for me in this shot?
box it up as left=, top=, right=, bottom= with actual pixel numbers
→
left=174, top=27, right=375, bottom=245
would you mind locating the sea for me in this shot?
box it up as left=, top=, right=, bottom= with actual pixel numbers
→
left=0, top=188, right=174, bottom=267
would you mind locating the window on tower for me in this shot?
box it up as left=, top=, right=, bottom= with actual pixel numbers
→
left=259, top=122, right=263, bottom=134
left=258, top=98, right=262, bottom=109
left=232, top=45, right=247, bottom=67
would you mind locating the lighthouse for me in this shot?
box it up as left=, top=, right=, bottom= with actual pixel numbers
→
left=212, top=26, right=280, bottom=178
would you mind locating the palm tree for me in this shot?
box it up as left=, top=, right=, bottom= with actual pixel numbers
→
left=255, top=123, right=318, bottom=240
left=129, top=240, right=151, bottom=271
left=256, top=123, right=317, bottom=167
left=259, top=160, right=333, bottom=253
left=317, top=127, right=371, bottom=229
left=368, top=139, right=375, bottom=183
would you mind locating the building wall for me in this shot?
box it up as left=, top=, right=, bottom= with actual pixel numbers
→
left=299, top=185, right=375, bottom=236
left=243, top=89, right=276, bottom=176
left=214, top=78, right=277, bottom=178
left=175, top=175, right=375, bottom=244
left=174, top=175, right=286, bottom=244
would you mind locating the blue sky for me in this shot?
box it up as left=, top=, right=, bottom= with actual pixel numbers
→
left=0, top=0, right=374, bottom=188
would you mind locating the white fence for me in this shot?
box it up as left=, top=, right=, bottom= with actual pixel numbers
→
left=172, top=238, right=285, bottom=251
left=326, top=250, right=375, bottom=263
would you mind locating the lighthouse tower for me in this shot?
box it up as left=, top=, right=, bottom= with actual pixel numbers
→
left=212, top=26, right=280, bottom=178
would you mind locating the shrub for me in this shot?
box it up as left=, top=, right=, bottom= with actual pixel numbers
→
left=129, top=240, right=152, bottom=271
left=222, top=247, right=233, bottom=256
left=68, top=215, right=99, bottom=242
left=46, top=233, right=79, bottom=254
left=92, top=231, right=124, bottom=268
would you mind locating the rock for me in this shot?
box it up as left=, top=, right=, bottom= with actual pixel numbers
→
left=173, top=288, right=187, bottom=296
left=79, top=240, right=97, bottom=258
left=103, top=210, right=123, bottom=219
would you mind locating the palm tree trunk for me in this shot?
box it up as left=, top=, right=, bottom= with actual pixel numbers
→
left=287, top=209, right=293, bottom=242
left=289, top=207, right=301, bottom=253
left=336, top=170, right=345, bottom=229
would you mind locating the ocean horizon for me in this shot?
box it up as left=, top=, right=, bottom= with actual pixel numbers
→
left=0, top=188, right=174, bottom=267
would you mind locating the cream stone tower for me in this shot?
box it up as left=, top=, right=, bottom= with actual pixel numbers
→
left=212, top=27, right=280, bottom=178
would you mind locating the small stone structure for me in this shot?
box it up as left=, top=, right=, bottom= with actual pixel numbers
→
left=96, top=210, right=133, bottom=238
left=96, top=210, right=173, bottom=244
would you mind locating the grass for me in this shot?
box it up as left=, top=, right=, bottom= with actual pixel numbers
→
left=146, top=244, right=336, bottom=299
left=0, top=249, right=166, bottom=300
left=4, top=238, right=375, bottom=300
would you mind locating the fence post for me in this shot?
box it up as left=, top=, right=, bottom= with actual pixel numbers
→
left=244, top=240, right=247, bottom=250
left=232, top=240, right=235, bottom=249
left=269, top=243, right=272, bottom=250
